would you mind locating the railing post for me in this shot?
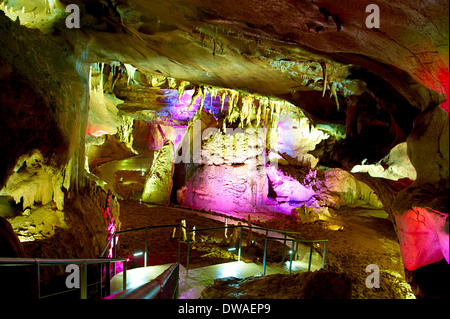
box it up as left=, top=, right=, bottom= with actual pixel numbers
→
left=289, top=239, right=294, bottom=274
left=99, top=263, right=103, bottom=298
left=122, top=261, right=127, bottom=291
left=112, top=233, right=117, bottom=276
left=33, top=262, right=40, bottom=300
left=174, top=263, right=179, bottom=299
left=238, top=225, right=242, bottom=262
left=322, top=241, right=327, bottom=269
left=80, top=263, right=87, bottom=299
left=144, top=228, right=148, bottom=268
left=177, top=224, right=181, bottom=264
left=281, top=233, right=287, bottom=264
left=186, top=229, right=191, bottom=274
left=105, top=261, right=111, bottom=297
left=308, top=242, right=313, bottom=272
left=262, top=230, right=268, bottom=276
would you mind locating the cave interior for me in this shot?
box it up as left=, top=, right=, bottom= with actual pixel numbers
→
left=0, top=0, right=448, bottom=300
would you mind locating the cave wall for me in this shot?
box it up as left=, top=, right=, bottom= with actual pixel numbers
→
left=0, top=12, right=118, bottom=266
left=391, top=105, right=449, bottom=297
left=0, top=11, right=87, bottom=201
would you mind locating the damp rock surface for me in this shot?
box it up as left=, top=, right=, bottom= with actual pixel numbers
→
left=200, top=270, right=353, bottom=299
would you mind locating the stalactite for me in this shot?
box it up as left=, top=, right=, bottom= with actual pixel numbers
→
left=188, top=85, right=201, bottom=110
left=199, top=86, right=205, bottom=112
left=331, top=81, right=340, bottom=111
left=256, top=100, right=261, bottom=127
left=227, top=91, right=236, bottom=118
left=124, top=63, right=137, bottom=86
left=167, top=77, right=177, bottom=89
left=264, top=107, right=270, bottom=128
left=99, top=62, right=104, bottom=92
left=177, top=81, right=190, bottom=102
left=321, top=62, right=327, bottom=97
left=221, top=92, right=227, bottom=112
left=269, top=100, right=275, bottom=123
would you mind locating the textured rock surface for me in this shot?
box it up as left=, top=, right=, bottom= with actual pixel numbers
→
left=351, top=142, right=417, bottom=181
left=177, top=163, right=268, bottom=214
left=0, top=150, right=66, bottom=211
left=292, top=205, right=331, bottom=224
left=0, top=0, right=448, bottom=299
left=142, top=141, right=175, bottom=205
left=9, top=203, right=67, bottom=242
left=323, top=168, right=383, bottom=208
left=201, top=270, right=352, bottom=299
left=0, top=216, right=34, bottom=299
left=266, top=165, right=316, bottom=208
left=388, top=105, right=449, bottom=297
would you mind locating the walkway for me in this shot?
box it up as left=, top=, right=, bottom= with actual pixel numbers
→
left=110, top=254, right=323, bottom=299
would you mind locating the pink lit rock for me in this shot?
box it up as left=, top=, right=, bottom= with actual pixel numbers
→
left=266, top=166, right=316, bottom=203
left=395, top=206, right=449, bottom=271
left=324, top=168, right=382, bottom=207
left=177, top=163, right=268, bottom=215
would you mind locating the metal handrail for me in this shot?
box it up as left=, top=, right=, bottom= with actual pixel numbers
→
left=101, top=219, right=328, bottom=289
left=105, top=262, right=179, bottom=299
left=100, top=223, right=184, bottom=259
left=0, top=257, right=126, bottom=265
left=0, top=257, right=128, bottom=299
left=182, top=224, right=328, bottom=275
left=1, top=219, right=328, bottom=300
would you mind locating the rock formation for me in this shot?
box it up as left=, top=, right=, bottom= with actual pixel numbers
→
left=0, top=0, right=448, bottom=298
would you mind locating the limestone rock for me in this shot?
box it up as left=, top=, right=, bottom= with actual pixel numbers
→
left=142, top=140, right=175, bottom=205
left=0, top=216, right=33, bottom=299
left=276, top=112, right=329, bottom=168
left=0, top=149, right=67, bottom=211
left=292, top=205, right=331, bottom=223
left=201, top=270, right=352, bottom=299
left=0, top=216, right=26, bottom=257
left=177, top=163, right=268, bottom=214
left=394, top=206, right=448, bottom=271
left=351, top=142, right=417, bottom=181
left=266, top=165, right=316, bottom=204
left=8, top=202, right=67, bottom=242
left=324, top=168, right=382, bottom=208
left=201, top=128, right=266, bottom=165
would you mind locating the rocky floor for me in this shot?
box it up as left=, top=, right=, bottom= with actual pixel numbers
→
left=116, top=198, right=415, bottom=299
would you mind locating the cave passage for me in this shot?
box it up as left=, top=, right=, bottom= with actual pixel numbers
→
left=0, top=0, right=448, bottom=301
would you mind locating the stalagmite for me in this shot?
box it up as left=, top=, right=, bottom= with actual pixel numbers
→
left=191, top=226, right=196, bottom=242
left=142, top=140, right=175, bottom=205
left=181, top=220, right=187, bottom=241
